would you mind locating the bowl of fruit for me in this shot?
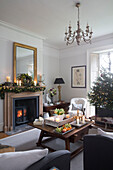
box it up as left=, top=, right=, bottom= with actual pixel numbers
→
left=55, top=123, right=74, bottom=135
left=54, top=108, right=65, bottom=115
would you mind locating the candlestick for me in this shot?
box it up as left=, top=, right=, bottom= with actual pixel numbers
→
left=34, top=81, right=37, bottom=86
left=19, top=80, right=21, bottom=86
left=6, top=76, right=10, bottom=82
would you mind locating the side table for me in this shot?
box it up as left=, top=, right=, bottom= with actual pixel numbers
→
left=43, top=102, right=70, bottom=115
left=0, top=144, right=15, bottom=153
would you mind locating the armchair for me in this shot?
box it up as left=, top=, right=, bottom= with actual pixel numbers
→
left=68, top=98, right=87, bottom=116
left=84, top=134, right=113, bottom=170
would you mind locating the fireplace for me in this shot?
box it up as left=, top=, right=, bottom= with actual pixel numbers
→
left=4, top=91, right=43, bottom=132
left=13, top=96, right=39, bottom=129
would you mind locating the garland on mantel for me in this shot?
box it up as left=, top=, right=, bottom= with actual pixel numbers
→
left=0, top=85, right=46, bottom=99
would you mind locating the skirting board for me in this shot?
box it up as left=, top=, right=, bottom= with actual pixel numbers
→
left=0, top=122, right=3, bottom=131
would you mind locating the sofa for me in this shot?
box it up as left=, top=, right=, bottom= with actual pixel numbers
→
left=26, top=150, right=70, bottom=170
left=0, top=129, right=71, bottom=170
left=83, top=134, right=113, bottom=170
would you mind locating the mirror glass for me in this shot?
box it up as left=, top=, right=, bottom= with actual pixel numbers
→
left=16, top=47, right=34, bottom=79
left=13, top=42, right=37, bottom=83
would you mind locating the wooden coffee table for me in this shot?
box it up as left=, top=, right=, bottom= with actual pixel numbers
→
left=29, top=121, right=92, bottom=158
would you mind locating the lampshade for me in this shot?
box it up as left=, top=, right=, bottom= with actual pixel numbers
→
left=54, top=78, right=65, bottom=84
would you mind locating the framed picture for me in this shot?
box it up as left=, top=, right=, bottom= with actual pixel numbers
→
left=71, top=65, right=86, bottom=88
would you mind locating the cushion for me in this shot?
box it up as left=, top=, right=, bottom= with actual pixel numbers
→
left=97, top=128, right=113, bottom=138
left=0, top=148, right=48, bottom=170
left=72, top=103, right=82, bottom=111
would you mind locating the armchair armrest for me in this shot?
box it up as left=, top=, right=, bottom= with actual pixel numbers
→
left=26, top=150, right=71, bottom=170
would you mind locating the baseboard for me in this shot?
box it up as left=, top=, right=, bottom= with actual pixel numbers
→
left=0, top=122, right=3, bottom=131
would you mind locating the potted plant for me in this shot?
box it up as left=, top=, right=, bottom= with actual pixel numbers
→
left=48, top=88, right=57, bottom=104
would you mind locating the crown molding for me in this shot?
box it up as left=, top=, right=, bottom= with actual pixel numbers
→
left=43, top=41, right=59, bottom=50
left=0, top=20, right=46, bottom=40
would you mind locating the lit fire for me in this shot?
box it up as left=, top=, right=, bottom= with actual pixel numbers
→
left=17, top=110, right=22, bottom=118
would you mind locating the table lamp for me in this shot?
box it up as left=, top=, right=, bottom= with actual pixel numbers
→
left=54, top=78, right=65, bottom=102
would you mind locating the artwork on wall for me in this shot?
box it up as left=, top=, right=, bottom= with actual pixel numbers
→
left=71, top=65, right=86, bottom=88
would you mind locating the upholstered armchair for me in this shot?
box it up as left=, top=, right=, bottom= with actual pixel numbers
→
left=68, top=98, right=87, bottom=116
left=84, top=134, right=113, bottom=170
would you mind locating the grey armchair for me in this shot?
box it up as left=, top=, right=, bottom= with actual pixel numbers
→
left=84, top=134, right=113, bottom=170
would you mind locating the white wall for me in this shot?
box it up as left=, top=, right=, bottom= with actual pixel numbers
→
left=0, top=21, right=44, bottom=131
left=0, top=22, right=60, bottom=131
left=59, top=34, right=113, bottom=102
left=43, top=43, right=59, bottom=102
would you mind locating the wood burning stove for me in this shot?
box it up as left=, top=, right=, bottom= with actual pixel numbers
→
left=15, top=106, right=28, bottom=125
left=13, top=96, right=39, bottom=129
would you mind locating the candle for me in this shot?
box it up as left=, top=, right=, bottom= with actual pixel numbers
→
left=6, top=76, right=10, bottom=82
left=76, top=116, right=79, bottom=125
left=66, top=114, right=70, bottom=119
left=17, top=80, right=19, bottom=86
left=82, top=115, right=85, bottom=124
left=56, top=118, right=60, bottom=122
left=49, top=117, right=54, bottom=121
left=19, top=80, right=21, bottom=86
left=34, top=81, right=37, bottom=86
left=39, top=75, right=42, bottom=82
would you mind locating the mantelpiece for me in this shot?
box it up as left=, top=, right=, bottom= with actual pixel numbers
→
left=4, top=91, right=43, bottom=132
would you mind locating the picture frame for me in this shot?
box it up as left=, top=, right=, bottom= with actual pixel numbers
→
left=71, top=65, right=86, bottom=88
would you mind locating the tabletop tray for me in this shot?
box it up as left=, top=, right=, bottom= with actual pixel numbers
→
left=54, top=127, right=75, bottom=135
left=44, top=115, right=74, bottom=127
left=70, top=121, right=87, bottom=128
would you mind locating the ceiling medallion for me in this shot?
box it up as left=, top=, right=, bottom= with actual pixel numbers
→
left=64, top=3, right=93, bottom=45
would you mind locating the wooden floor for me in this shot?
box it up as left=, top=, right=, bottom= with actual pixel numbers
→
left=0, top=132, right=9, bottom=139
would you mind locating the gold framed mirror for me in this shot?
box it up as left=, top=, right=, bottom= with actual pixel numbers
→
left=13, top=42, right=37, bottom=83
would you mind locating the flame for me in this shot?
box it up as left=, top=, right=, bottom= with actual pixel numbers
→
left=17, top=110, right=22, bottom=118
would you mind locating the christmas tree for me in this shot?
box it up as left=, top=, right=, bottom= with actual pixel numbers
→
left=88, top=69, right=113, bottom=109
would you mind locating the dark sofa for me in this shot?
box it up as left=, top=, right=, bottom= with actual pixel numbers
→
left=84, top=134, right=113, bottom=170
left=26, top=150, right=71, bottom=170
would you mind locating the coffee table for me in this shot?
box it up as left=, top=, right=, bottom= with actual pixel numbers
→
left=29, top=121, right=92, bottom=158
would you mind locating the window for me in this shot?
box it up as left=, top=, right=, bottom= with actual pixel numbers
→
left=99, top=52, right=113, bottom=73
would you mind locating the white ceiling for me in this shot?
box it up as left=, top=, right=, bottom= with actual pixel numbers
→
left=0, top=0, right=113, bottom=48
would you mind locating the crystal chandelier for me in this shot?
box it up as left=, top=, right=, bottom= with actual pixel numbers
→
left=64, top=3, right=93, bottom=45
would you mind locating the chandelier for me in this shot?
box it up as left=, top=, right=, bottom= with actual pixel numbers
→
left=64, top=3, right=93, bottom=45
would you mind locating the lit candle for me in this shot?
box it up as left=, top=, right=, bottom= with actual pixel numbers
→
left=82, top=115, right=85, bottom=124
left=66, top=114, right=70, bottom=119
left=56, top=118, right=60, bottom=122
left=19, top=80, right=21, bottom=86
left=6, top=76, right=10, bottom=82
left=17, top=80, right=19, bottom=86
left=76, top=116, right=79, bottom=125
left=49, top=117, right=54, bottom=121
left=34, top=81, right=37, bottom=86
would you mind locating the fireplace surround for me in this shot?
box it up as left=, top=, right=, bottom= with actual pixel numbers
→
left=4, top=91, right=43, bottom=132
